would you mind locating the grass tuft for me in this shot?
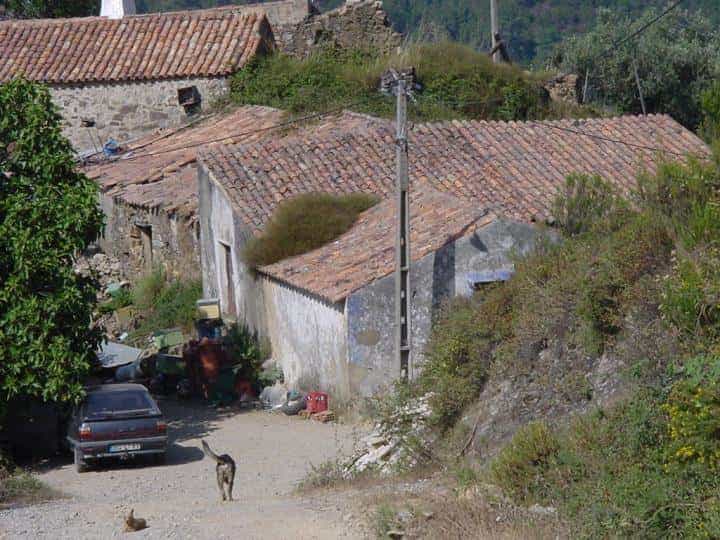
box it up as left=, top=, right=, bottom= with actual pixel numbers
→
left=0, top=470, right=61, bottom=508
left=243, top=192, right=379, bottom=268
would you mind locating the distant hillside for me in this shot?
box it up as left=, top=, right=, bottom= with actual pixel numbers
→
left=136, top=0, right=720, bottom=65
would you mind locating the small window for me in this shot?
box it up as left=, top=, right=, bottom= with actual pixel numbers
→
left=178, top=86, right=201, bottom=115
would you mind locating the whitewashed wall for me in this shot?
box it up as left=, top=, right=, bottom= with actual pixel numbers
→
left=261, top=276, right=350, bottom=398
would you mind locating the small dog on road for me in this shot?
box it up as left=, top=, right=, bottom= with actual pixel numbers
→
left=202, top=439, right=236, bottom=501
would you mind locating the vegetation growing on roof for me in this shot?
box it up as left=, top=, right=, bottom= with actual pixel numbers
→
left=231, top=42, right=592, bottom=123
left=243, top=192, right=379, bottom=269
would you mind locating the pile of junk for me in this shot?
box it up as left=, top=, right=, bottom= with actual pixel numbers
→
left=96, top=298, right=333, bottom=419
left=96, top=299, right=276, bottom=407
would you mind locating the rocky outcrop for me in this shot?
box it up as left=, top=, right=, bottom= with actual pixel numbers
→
left=544, top=73, right=581, bottom=104
left=277, top=0, right=402, bottom=57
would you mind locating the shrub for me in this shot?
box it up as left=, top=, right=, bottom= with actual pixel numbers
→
left=243, top=192, right=379, bottom=268
left=231, top=42, right=584, bottom=123
left=128, top=269, right=202, bottom=343
left=223, top=324, right=265, bottom=391
left=489, top=421, right=559, bottom=502
left=552, top=174, right=625, bottom=236
left=420, top=286, right=514, bottom=428
left=664, top=356, right=720, bottom=470
left=700, top=81, right=720, bottom=143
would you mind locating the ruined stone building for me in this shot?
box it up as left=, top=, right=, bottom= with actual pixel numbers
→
left=197, top=113, right=708, bottom=396
left=84, top=105, right=285, bottom=281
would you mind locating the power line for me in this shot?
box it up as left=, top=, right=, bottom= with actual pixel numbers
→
left=530, top=119, right=688, bottom=157
left=553, top=0, right=687, bottom=87
left=594, top=0, right=686, bottom=63
left=92, top=100, right=369, bottom=164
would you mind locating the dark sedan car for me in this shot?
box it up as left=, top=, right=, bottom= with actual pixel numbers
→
left=66, top=383, right=167, bottom=472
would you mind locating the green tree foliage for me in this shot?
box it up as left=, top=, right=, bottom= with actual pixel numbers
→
left=554, top=6, right=720, bottom=129
left=4, top=0, right=96, bottom=18
left=0, top=79, right=104, bottom=419
left=132, top=1, right=720, bottom=66
left=700, top=81, right=720, bottom=143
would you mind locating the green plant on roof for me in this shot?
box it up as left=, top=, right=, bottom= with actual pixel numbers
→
left=243, top=192, right=379, bottom=269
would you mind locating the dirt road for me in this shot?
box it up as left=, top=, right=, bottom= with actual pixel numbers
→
left=0, top=400, right=367, bottom=539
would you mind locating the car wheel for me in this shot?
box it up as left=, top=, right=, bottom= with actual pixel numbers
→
left=74, top=447, right=88, bottom=473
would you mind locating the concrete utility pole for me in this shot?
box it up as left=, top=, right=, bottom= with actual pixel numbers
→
left=490, top=0, right=500, bottom=63
left=380, top=69, right=415, bottom=381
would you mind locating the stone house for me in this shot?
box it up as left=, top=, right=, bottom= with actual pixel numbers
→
left=197, top=112, right=708, bottom=396
left=0, top=1, right=275, bottom=153
left=84, top=105, right=285, bottom=281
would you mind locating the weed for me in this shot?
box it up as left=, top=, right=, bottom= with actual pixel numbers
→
left=97, top=286, right=133, bottom=314
left=243, top=192, right=379, bottom=268
left=127, top=269, right=201, bottom=344
left=373, top=503, right=399, bottom=539
left=489, top=421, right=560, bottom=503
left=0, top=470, right=61, bottom=508
left=296, top=459, right=348, bottom=492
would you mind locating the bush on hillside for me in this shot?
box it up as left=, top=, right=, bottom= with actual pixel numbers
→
left=243, top=192, right=379, bottom=268
left=429, top=148, right=720, bottom=537
left=231, top=42, right=589, bottom=123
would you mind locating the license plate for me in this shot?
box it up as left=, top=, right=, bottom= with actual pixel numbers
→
left=109, top=443, right=141, bottom=452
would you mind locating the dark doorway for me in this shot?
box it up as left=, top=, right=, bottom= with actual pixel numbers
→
left=136, top=224, right=153, bottom=272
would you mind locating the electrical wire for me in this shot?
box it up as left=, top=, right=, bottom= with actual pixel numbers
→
left=93, top=100, right=369, bottom=164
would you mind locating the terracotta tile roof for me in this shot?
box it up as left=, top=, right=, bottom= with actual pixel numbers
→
left=84, top=105, right=286, bottom=219
left=0, top=8, right=272, bottom=84
left=260, top=186, right=495, bottom=302
left=200, top=113, right=708, bottom=229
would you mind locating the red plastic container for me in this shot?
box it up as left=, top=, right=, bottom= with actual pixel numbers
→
left=306, top=392, right=329, bottom=414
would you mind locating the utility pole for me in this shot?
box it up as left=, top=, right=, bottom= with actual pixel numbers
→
left=380, top=69, right=415, bottom=382
left=490, top=0, right=500, bottom=63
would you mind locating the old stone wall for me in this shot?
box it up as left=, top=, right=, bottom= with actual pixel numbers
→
left=345, top=219, right=544, bottom=396
left=277, top=0, right=402, bottom=57
left=51, top=76, right=228, bottom=154
left=243, top=0, right=312, bottom=27
left=99, top=194, right=200, bottom=282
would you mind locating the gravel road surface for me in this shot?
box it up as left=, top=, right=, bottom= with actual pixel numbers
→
left=0, top=400, right=365, bottom=539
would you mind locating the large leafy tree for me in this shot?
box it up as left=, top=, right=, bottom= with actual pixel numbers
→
left=553, top=6, right=720, bottom=129
left=0, top=79, right=104, bottom=420
left=3, top=0, right=96, bottom=18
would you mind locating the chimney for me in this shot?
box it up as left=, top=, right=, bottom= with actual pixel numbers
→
left=101, top=0, right=136, bottom=19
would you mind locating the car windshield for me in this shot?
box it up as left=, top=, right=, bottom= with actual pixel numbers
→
left=84, top=390, right=156, bottom=418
